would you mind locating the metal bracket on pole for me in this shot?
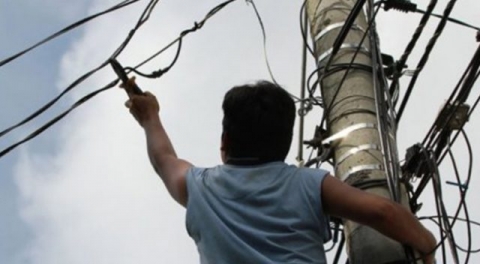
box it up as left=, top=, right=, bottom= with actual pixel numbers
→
left=336, top=144, right=380, bottom=165
left=321, top=122, right=377, bottom=145
left=317, top=43, right=370, bottom=63
left=314, top=22, right=366, bottom=42
left=340, top=164, right=383, bottom=181
left=314, top=2, right=353, bottom=17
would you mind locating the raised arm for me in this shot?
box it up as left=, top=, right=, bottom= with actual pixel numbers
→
left=321, top=175, right=436, bottom=264
left=125, top=84, right=192, bottom=207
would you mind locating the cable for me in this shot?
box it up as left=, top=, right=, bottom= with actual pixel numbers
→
left=0, top=0, right=160, bottom=139
left=420, top=216, right=480, bottom=254
left=396, top=0, right=459, bottom=123
left=125, top=38, right=182, bottom=78
left=244, top=0, right=301, bottom=102
left=421, top=43, right=480, bottom=149
left=417, top=9, right=480, bottom=32
left=246, top=0, right=278, bottom=84
left=446, top=131, right=472, bottom=263
left=0, top=0, right=141, bottom=68
left=300, top=1, right=316, bottom=58
left=0, top=0, right=239, bottom=158
left=388, top=0, right=437, bottom=101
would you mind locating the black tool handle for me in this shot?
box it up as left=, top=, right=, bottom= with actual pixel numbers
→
left=109, top=59, right=143, bottom=96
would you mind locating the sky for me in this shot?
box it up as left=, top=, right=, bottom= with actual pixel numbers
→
left=0, top=0, right=479, bottom=263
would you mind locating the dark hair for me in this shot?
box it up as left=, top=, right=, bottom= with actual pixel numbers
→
left=222, top=81, right=296, bottom=163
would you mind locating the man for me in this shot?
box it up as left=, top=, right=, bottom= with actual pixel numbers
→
left=124, top=79, right=436, bottom=263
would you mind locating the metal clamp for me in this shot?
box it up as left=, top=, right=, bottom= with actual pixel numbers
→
left=321, top=123, right=377, bottom=145
left=336, top=144, right=380, bottom=166
left=315, top=22, right=366, bottom=42
left=317, top=43, right=370, bottom=64
left=314, top=2, right=354, bottom=16
left=340, top=164, right=383, bottom=181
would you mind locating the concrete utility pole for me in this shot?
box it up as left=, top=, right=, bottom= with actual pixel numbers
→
left=305, top=0, right=416, bottom=263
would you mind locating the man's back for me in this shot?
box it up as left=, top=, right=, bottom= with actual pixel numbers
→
left=186, top=162, right=330, bottom=264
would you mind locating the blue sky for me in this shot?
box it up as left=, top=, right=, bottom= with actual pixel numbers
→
left=1, top=0, right=480, bottom=263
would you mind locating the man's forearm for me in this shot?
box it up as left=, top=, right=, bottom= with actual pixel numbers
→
left=375, top=201, right=436, bottom=257
left=143, top=116, right=177, bottom=176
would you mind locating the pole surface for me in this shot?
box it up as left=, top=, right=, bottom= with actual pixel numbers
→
left=305, top=0, right=414, bottom=263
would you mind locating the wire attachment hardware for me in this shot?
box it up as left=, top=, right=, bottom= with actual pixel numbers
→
left=383, top=0, right=417, bottom=13
left=434, top=103, right=470, bottom=131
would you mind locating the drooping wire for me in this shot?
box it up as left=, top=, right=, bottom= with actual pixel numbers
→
left=125, top=38, right=182, bottom=78
left=0, top=0, right=239, bottom=159
left=246, top=0, right=277, bottom=84
left=300, top=1, right=316, bottom=58
left=244, top=0, right=301, bottom=102
left=0, top=0, right=141, bottom=68
left=446, top=130, right=473, bottom=263
left=0, top=0, right=160, bottom=139
left=410, top=137, right=474, bottom=263
left=420, top=216, right=480, bottom=254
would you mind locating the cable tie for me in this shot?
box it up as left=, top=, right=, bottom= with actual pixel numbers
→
left=446, top=181, right=468, bottom=191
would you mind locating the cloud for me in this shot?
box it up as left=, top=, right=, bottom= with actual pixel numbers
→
left=14, top=1, right=203, bottom=263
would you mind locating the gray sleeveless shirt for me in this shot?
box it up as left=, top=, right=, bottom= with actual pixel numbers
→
left=186, top=162, right=330, bottom=263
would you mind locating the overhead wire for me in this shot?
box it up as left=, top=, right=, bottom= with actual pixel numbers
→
left=410, top=44, right=480, bottom=204
left=0, top=0, right=161, bottom=139
left=0, top=0, right=239, bottom=159
left=387, top=0, right=437, bottom=100
left=0, top=0, right=141, bottom=68
left=417, top=9, right=480, bottom=32
left=396, top=0, right=460, bottom=123
left=245, top=0, right=301, bottom=102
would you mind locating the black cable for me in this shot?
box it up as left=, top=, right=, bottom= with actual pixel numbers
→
left=0, top=0, right=141, bottom=68
left=300, top=1, right=316, bottom=58
left=0, top=0, right=238, bottom=158
left=417, top=9, right=480, bottom=32
left=412, top=45, right=480, bottom=202
left=0, top=82, right=117, bottom=158
left=396, top=0, right=459, bottom=123
left=0, top=0, right=160, bottom=139
left=420, top=216, right=480, bottom=254
left=388, top=0, right=437, bottom=98
left=125, top=38, right=182, bottom=78
left=421, top=43, right=480, bottom=148
left=246, top=0, right=279, bottom=85
left=433, top=56, right=480, bottom=164
left=446, top=131, right=472, bottom=263
left=413, top=143, right=473, bottom=263
left=333, top=231, right=345, bottom=264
